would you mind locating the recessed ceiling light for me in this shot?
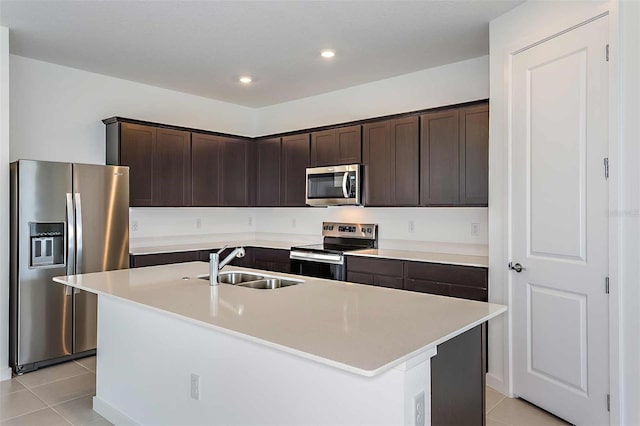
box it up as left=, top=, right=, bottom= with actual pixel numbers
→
left=321, top=50, right=335, bottom=59
left=239, top=76, right=252, bottom=84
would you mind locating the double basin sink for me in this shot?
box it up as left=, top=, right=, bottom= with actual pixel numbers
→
left=198, top=272, right=303, bottom=290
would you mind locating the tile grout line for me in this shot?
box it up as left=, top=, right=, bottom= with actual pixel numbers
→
left=22, top=371, right=95, bottom=392
left=0, top=388, right=49, bottom=422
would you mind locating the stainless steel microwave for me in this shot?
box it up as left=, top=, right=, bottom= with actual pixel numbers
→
left=305, top=164, right=362, bottom=206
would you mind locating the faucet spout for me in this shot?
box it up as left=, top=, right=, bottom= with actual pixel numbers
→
left=209, top=247, right=245, bottom=286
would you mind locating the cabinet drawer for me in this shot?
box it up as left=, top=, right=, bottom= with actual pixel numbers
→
left=374, top=275, right=403, bottom=290
left=131, top=251, right=201, bottom=268
left=405, top=261, right=487, bottom=289
left=404, top=279, right=449, bottom=297
left=347, top=256, right=404, bottom=277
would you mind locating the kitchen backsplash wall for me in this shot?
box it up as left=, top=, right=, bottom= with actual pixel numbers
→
left=130, top=207, right=488, bottom=255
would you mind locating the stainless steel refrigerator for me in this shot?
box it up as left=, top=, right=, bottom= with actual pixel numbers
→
left=10, top=160, right=129, bottom=374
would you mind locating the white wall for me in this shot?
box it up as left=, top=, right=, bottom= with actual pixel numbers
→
left=255, top=207, right=487, bottom=254
left=9, top=55, right=255, bottom=164
left=617, top=0, right=640, bottom=423
left=0, top=27, right=11, bottom=381
left=254, top=56, right=488, bottom=136
left=488, top=1, right=637, bottom=423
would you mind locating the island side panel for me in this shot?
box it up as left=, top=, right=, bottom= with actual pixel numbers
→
left=94, top=296, right=437, bottom=426
left=431, top=324, right=486, bottom=425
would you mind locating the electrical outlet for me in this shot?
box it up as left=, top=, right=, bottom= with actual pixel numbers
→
left=248, top=217, right=253, bottom=227
left=414, top=391, right=425, bottom=426
left=292, top=218, right=297, bottom=228
left=471, top=223, right=480, bottom=236
left=408, top=220, right=415, bottom=233
left=131, top=220, right=139, bottom=232
left=196, top=218, right=202, bottom=229
left=190, top=373, right=200, bottom=400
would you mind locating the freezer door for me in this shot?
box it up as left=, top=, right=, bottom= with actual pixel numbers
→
left=72, top=164, right=130, bottom=273
left=72, top=164, right=129, bottom=353
left=11, top=160, right=74, bottom=368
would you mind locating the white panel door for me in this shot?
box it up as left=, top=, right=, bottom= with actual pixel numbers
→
left=510, top=16, right=609, bottom=425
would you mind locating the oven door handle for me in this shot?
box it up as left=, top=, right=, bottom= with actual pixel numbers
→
left=290, top=251, right=344, bottom=265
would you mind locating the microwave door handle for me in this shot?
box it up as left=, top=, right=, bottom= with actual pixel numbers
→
left=342, top=172, right=349, bottom=198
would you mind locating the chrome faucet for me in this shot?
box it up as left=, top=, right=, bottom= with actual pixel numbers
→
left=209, top=245, right=245, bottom=286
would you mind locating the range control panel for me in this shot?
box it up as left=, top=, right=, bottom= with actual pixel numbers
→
left=321, top=222, right=377, bottom=240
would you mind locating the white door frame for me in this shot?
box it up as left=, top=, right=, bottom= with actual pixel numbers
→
left=490, top=2, right=621, bottom=423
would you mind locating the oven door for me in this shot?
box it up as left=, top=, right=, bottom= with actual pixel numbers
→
left=305, top=164, right=361, bottom=206
left=289, top=251, right=346, bottom=281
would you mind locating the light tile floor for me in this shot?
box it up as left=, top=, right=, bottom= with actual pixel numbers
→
left=0, top=356, right=110, bottom=426
left=487, top=386, right=572, bottom=426
left=2, top=358, right=569, bottom=425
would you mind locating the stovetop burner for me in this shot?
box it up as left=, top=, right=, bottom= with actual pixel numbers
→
left=291, top=222, right=378, bottom=255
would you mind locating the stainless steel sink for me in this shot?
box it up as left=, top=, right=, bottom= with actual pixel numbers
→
left=238, top=278, right=300, bottom=290
left=198, top=272, right=303, bottom=289
left=198, top=272, right=264, bottom=284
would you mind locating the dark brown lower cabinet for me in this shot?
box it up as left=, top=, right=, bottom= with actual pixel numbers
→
left=346, top=257, right=404, bottom=289
left=404, top=261, right=488, bottom=302
left=130, top=246, right=290, bottom=274
left=431, top=324, right=486, bottom=426
left=129, top=251, right=201, bottom=268
left=252, top=247, right=291, bottom=273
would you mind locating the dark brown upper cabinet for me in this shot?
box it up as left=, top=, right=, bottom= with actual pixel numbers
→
left=310, top=125, right=361, bottom=167
left=281, top=134, right=310, bottom=206
left=117, top=123, right=154, bottom=206
left=191, top=133, right=222, bottom=206
left=420, top=104, right=488, bottom=207
left=110, top=122, right=190, bottom=207
left=221, top=137, right=254, bottom=207
left=153, top=128, right=192, bottom=206
left=363, top=117, right=419, bottom=206
left=459, top=104, right=489, bottom=206
left=256, top=138, right=282, bottom=207
left=421, top=109, right=460, bottom=205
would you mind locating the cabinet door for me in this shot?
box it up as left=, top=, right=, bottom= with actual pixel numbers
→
left=153, top=128, right=191, bottom=206
left=363, top=121, right=392, bottom=206
left=221, top=137, right=251, bottom=206
left=390, top=117, right=419, bottom=205
left=256, top=138, right=281, bottom=206
left=420, top=110, right=460, bottom=205
left=336, top=125, right=362, bottom=165
left=120, top=123, right=155, bottom=206
left=281, top=134, right=310, bottom=206
left=131, top=251, right=200, bottom=268
left=459, top=104, right=489, bottom=206
left=191, top=133, right=221, bottom=206
left=310, top=130, right=337, bottom=167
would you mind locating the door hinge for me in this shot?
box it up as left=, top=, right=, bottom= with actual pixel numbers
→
left=605, top=277, right=610, bottom=294
left=606, top=44, right=610, bottom=62
left=607, top=393, right=611, bottom=411
left=604, top=158, right=609, bottom=179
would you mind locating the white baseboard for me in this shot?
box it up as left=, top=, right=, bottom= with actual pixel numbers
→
left=93, top=396, right=139, bottom=426
left=0, top=366, right=12, bottom=381
left=486, top=372, right=512, bottom=397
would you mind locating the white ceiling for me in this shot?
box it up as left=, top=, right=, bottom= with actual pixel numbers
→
left=0, top=0, right=522, bottom=107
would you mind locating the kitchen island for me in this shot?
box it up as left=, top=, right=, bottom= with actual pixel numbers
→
left=54, top=262, right=505, bottom=426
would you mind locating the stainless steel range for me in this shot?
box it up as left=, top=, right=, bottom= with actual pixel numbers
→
left=290, top=222, right=378, bottom=281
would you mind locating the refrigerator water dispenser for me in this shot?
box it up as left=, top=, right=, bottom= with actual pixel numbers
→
left=29, top=222, right=65, bottom=267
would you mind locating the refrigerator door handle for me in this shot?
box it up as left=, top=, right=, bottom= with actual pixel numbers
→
left=66, top=193, right=75, bottom=276
left=74, top=193, right=83, bottom=274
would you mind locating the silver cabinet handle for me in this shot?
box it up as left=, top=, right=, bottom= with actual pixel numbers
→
left=508, top=262, right=525, bottom=273
left=66, top=193, right=75, bottom=276
left=74, top=193, right=83, bottom=274
left=342, top=172, right=349, bottom=198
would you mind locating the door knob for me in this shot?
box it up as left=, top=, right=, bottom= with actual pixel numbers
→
left=508, top=262, right=525, bottom=273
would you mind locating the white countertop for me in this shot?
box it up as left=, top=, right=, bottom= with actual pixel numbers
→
left=54, top=262, right=505, bottom=376
left=347, top=249, right=489, bottom=268
left=130, top=239, right=487, bottom=267
left=129, top=239, right=306, bottom=255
